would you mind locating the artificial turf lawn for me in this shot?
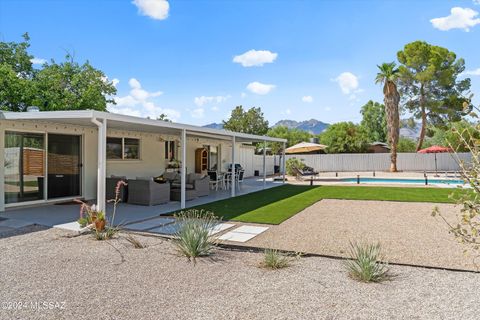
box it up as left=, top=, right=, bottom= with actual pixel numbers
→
left=189, top=184, right=462, bottom=225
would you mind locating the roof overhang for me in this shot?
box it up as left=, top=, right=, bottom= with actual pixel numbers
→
left=0, top=110, right=287, bottom=143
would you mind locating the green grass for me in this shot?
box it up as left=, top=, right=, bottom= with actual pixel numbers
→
left=187, top=185, right=463, bottom=225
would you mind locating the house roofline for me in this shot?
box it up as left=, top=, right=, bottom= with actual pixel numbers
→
left=0, top=110, right=287, bottom=143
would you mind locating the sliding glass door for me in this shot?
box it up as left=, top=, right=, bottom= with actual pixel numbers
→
left=47, top=134, right=81, bottom=199
left=4, top=132, right=45, bottom=204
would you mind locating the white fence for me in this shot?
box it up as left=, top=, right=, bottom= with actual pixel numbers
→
left=285, top=153, right=472, bottom=172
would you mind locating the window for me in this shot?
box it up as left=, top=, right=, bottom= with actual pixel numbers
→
left=165, top=141, right=176, bottom=160
left=107, top=137, right=140, bottom=160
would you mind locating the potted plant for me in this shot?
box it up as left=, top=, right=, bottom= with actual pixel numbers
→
left=94, top=211, right=106, bottom=231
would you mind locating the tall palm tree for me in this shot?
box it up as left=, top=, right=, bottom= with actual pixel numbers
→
left=375, top=62, right=400, bottom=172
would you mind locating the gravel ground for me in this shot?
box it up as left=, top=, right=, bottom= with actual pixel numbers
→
left=1, top=228, right=479, bottom=320
left=247, top=200, right=476, bottom=271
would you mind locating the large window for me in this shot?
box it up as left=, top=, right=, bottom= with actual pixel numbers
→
left=107, top=137, right=140, bottom=160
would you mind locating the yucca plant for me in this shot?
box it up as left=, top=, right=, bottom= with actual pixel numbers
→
left=345, top=241, right=391, bottom=283
left=261, top=248, right=291, bottom=269
left=173, top=209, right=220, bottom=263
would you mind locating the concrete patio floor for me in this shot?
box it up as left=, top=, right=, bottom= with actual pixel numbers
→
left=0, top=178, right=283, bottom=228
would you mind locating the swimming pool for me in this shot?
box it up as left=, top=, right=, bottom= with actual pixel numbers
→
left=340, top=177, right=465, bottom=185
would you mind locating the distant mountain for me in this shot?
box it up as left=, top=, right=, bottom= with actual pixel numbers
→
left=203, top=123, right=224, bottom=130
left=399, top=122, right=421, bottom=140
left=274, top=119, right=330, bottom=135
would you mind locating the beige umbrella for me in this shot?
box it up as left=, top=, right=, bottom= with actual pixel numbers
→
left=285, top=141, right=327, bottom=154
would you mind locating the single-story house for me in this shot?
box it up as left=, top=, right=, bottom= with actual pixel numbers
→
left=367, top=142, right=390, bottom=153
left=0, top=110, right=287, bottom=212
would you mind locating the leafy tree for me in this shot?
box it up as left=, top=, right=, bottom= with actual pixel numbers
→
left=32, top=54, right=116, bottom=111
left=266, top=125, right=312, bottom=154
left=157, top=113, right=172, bottom=122
left=397, top=41, right=471, bottom=151
left=223, top=106, right=269, bottom=135
left=0, top=34, right=116, bottom=112
left=375, top=62, right=400, bottom=172
left=429, top=120, right=480, bottom=152
left=318, top=122, right=368, bottom=153
left=0, top=33, right=35, bottom=111
left=397, top=137, right=417, bottom=152
left=360, top=100, right=387, bottom=143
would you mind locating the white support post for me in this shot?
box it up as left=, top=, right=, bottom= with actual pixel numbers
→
left=181, top=129, right=186, bottom=209
left=93, top=118, right=107, bottom=212
left=263, top=140, right=266, bottom=188
left=282, top=142, right=286, bottom=183
left=231, top=136, right=236, bottom=198
left=0, top=127, right=5, bottom=212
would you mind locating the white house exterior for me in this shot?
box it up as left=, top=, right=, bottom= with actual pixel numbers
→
left=0, top=110, right=286, bottom=212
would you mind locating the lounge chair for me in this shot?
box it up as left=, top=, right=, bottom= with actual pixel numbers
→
left=292, top=166, right=318, bottom=180
left=127, top=178, right=170, bottom=206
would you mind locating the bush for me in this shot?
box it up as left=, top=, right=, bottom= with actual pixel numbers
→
left=345, top=241, right=390, bottom=283
left=286, top=158, right=305, bottom=175
left=173, top=209, right=220, bottom=263
left=261, top=248, right=291, bottom=269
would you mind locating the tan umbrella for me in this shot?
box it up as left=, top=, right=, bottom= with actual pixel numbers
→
left=285, top=141, right=327, bottom=154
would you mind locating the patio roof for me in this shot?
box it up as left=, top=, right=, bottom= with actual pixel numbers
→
left=0, top=110, right=287, bottom=143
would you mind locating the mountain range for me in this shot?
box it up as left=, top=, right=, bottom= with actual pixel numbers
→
left=203, top=119, right=330, bottom=135
left=204, top=119, right=422, bottom=139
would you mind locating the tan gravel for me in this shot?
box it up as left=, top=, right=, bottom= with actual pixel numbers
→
left=247, top=199, right=476, bottom=271
left=0, top=228, right=479, bottom=320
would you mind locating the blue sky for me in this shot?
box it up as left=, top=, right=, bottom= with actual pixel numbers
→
left=1, top=0, right=480, bottom=126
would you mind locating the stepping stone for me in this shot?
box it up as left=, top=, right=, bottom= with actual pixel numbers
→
left=208, top=223, right=235, bottom=235
left=217, top=225, right=269, bottom=243
left=53, top=221, right=82, bottom=231
left=125, top=217, right=175, bottom=231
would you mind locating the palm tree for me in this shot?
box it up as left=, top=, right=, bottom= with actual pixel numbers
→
left=375, top=62, right=400, bottom=172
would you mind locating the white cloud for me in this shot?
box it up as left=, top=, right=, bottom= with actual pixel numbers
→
left=284, top=108, right=291, bottom=115
left=111, top=78, right=120, bottom=87
left=194, top=95, right=230, bottom=107
left=211, top=106, right=219, bottom=111
left=462, top=68, right=480, bottom=76
left=333, top=72, right=359, bottom=94
left=132, top=0, right=169, bottom=20
left=190, top=108, right=205, bottom=118
left=108, top=77, right=180, bottom=121
left=302, top=95, right=313, bottom=103
left=324, top=107, right=332, bottom=111
left=473, top=0, right=480, bottom=5
left=246, top=81, right=276, bottom=95
left=430, top=7, right=480, bottom=31
left=233, top=49, right=278, bottom=67
left=241, top=92, right=247, bottom=98
left=30, top=57, right=46, bottom=65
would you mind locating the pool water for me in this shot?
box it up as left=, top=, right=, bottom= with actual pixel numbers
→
left=341, top=177, right=465, bottom=185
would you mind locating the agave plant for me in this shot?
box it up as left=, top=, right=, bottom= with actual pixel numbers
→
left=173, top=209, right=220, bottom=263
left=345, top=241, right=391, bottom=283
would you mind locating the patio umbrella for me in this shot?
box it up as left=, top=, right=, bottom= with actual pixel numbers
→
left=417, top=145, right=453, bottom=174
left=285, top=141, right=327, bottom=154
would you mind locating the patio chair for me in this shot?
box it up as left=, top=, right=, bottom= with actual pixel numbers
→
left=292, top=166, right=318, bottom=181
left=171, top=173, right=210, bottom=197
left=106, top=175, right=128, bottom=202
left=127, top=178, right=170, bottom=206
left=236, top=170, right=245, bottom=189
left=207, top=171, right=223, bottom=191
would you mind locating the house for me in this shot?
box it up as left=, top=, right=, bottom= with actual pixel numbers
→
left=367, top=142, right=390, bottom=153
left=0, top=110, right=286, bottom=213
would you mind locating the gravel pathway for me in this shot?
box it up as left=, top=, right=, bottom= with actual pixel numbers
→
left=247, top=199, right=475, bottom=271
left=0, top=228, right=479, bottom=319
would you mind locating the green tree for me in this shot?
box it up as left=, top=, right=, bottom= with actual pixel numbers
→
left=375, top=62, right=400, bottom=172
left=223, top=106, right=269, bottom=135
left=0, top=33, right=35, bottom=111
left=397, top=41, right=471, bottom=151
left=397, top=137, right=417, bottom=152
left=360, top=100, right=387, bottom=143
left=318, top=122, right=368, bottom=153
left=32, top=54, right=116, bottom=111
left=429, top=120, right=480, bottom=152
left=157, top=113, right=172, bottom=122
left=266, top=125, right=312, bottom=154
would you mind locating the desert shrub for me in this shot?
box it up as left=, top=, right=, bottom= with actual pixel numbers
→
left=94, top=226, right=119, bottom=241
left=173, top=209, right=220, bottom=263
left=286, top=158, right=305, bottom=175
left=345, top=241, right=390, bottom=283
left=261, top=248, right=292, bottom=269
